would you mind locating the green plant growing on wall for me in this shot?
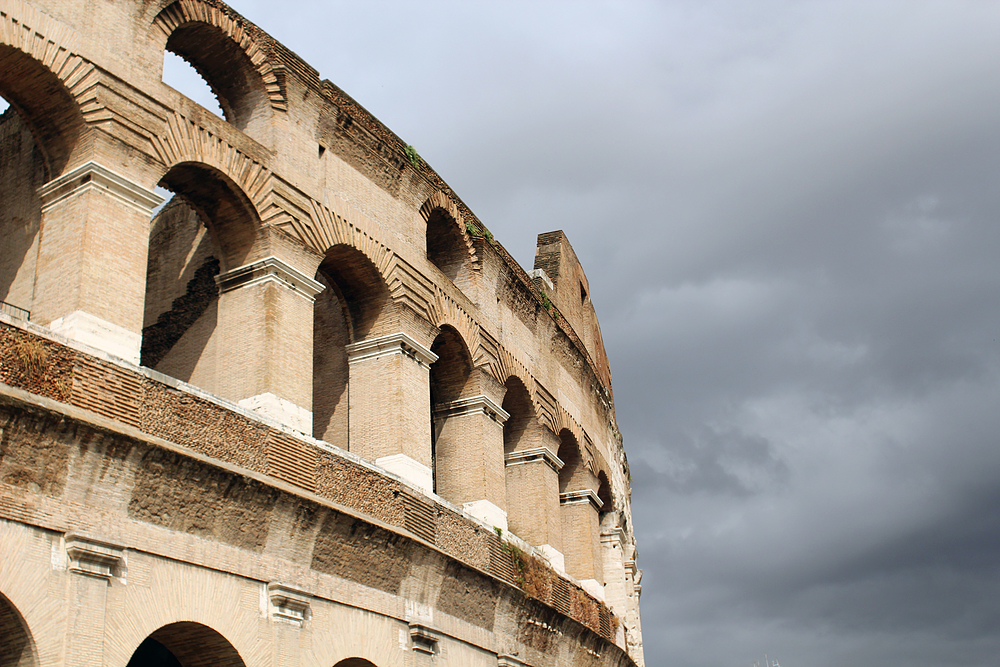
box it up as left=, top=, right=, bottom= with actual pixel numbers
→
left=540, top=291, right=553, bottom=312
left=404, top=144, right=421, bottom=169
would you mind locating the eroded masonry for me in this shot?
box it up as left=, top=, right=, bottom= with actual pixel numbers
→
left=0, top=1, right=644, bottom=666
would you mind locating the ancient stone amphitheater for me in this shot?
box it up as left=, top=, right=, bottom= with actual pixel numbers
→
left=0, top=1, right=644, bottom=665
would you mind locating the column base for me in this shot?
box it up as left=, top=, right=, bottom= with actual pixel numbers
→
left=49, top=310, right=141, bottom=364
left=238, top=392, right=312, bottom=434
left=579, top=578, right=605, bottom=601
left=376, top=453, right=433, bottom=494
left=462, top=499, right=508, bottom=531
left=535, top=544, right=566, bottom=573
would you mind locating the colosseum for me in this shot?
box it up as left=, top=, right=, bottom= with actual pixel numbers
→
left=0, top=1, right=644, bottom=665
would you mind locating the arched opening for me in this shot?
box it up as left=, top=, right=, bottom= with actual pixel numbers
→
left=162, top=50, right=224, bottom=118
left=0, top=44, right=82, bottom=178
left=501, top=376, right=534, bottom=455
left=160, top=16, right=271, bottom=138
left=0, top=591, right=37, bottom=667
left=557, top=429, right=590, bottom=494
left=141, top=162, right=258, bottom=391
left=0, top=45, right=84, bottom=320
left=425, top=208, right=473, bottom=290
left=428, top=326, right=474, bottom=497
left=313, top=244, right=392, bottom=445
left=332, top=660, right=378, bottom=667
left=125, top=622, right=245, bottom=667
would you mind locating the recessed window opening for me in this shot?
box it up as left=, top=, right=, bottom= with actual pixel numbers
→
left=163, top=50, right=225, bottom=118
left=580, top=281, right=588, bottom=303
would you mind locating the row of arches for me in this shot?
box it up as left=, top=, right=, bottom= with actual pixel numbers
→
left=0, top=0, right=614, bottom=585
left=0, top=591, right=379, bottom=667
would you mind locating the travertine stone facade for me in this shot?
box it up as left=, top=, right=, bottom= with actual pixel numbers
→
left=0, top=1, right=644, bottom=665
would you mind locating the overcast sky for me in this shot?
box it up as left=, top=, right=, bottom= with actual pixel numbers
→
left=166, top=2, right=1000, bottom=665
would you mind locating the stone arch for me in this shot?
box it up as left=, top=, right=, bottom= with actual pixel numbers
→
left=0, top=1, right=94, bottom=179
left=557, top=428, right=592, bottom=494
left=332, top=658, right=379, bottom=667
left=420, top=192, right=476, bottom=290
left=150, top=113, right=274, bottom=228
left=429, top=325, right=475, bottom=497
left=313, top=243, right=394, bottom=445
left=142, top=161, right=260, bottom=391
left=125, top=621, right=246, bottom=667
left=501, top=375, right=535, bottom=455
left=153, top=0, right=287, bottom=124
left=0, top=591, right=37, bottom=667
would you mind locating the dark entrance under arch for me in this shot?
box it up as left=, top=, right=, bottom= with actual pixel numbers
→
left=0, top=591, right=37, bottom=667
left=125, top=622, right=245, bottom=667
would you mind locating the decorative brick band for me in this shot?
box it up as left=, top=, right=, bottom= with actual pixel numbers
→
left=38, top=161, right=165, bottom=214
left=432, top=394, right=509, bottom=423
left=215, top=256, right=325, bottom=301
left=345, top=332, right=437, bottom=368
left=560, top=488, right=602, bottom=510
left=504, top=446, right=564, bottom=473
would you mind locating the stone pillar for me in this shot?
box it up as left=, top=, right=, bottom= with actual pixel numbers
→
left=35, top=162, right=164, bottom=363
left=63, top=533, right=124, bottom=667
left=504, top=434, right=565, bottom=569
left=560, top=489, right=604, bottom=598
left=215, top=256, right=324, bottom=433
left=601, top=524, right=628, bottom=621
left=624, top=554, right=644, bottom=661
left=346, top=332, right=437, bottom=492
left=433, top=393, right=509, bottom=529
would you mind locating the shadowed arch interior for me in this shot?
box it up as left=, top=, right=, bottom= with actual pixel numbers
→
left=164, top=20, right=270, bottom=134
left=426, top=208, right=472, bottom=288
left=158, top=162, right=259, bottom=271
left=557, top=429, right=592, bottom=493
left=313, top=244, right=393, bottom=444
left=0, top=44, right=83, bottom=179
left=142, top=163, right=258, bottom=390
left=501, top=376, right=534, bottom=454
left=332, top=660, right=378, bottom=667
left=429, top=325, right=474, bottom=496
left=126, top=622, right=245, bottom=667
left=0, top=592, right=37, bottom=667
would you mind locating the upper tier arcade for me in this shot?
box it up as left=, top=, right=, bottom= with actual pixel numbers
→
left=0, top=1, right=644, bottom=666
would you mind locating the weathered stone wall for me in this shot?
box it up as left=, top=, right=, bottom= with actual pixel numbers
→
left=0, top=0, right=644, bottom=662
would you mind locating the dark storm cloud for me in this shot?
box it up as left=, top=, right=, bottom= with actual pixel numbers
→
left=215, top=2, right=1000, bottom=665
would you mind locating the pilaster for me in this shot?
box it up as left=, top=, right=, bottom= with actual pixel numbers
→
left=504, top=435, right=564, bottom=556
left=560, top=488, right=605, bottom=594
left=346, top=332, right=438, bottom=492
left=214, top=256, right=323, bottom=433
left=63, top=533, right=124, bottom=667
left=434, top=392, right=510, bottom=529
left=35, top=162, right=164, bottom=363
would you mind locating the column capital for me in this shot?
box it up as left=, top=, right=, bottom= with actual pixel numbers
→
left=346, top=332, right=438, bottom=368
left=505, top=446, right=564, bottom=473
left=560, top=488, right=603, bottom=510
left=268, top=582, right=312, bottom=624
left=38, top=161, right=165, bottom=214
left=216, top=256, right=325, bottom=301
left=601, top=525, right=627, bottom=547
left=433, top=394, right=510, bottom=423
left=65, top=532, right=125, bottom=579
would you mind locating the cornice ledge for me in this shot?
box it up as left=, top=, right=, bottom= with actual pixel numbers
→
left=504, top=446, right=564, bottom=472
left=346, top=332, right=438, bottom=367
left=216, top=256, right=325, bottom=301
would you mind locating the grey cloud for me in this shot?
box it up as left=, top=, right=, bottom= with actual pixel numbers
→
left=224, top=2, right=1000, bottom=665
